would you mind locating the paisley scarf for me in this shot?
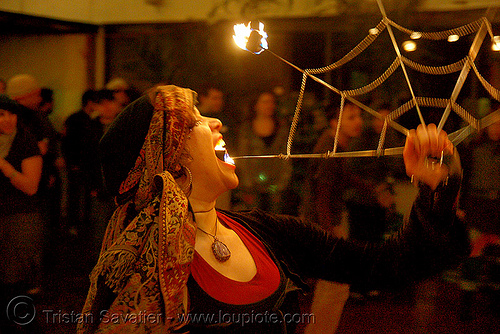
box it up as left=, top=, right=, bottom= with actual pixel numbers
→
left=78, top=85, right=198, bottom=333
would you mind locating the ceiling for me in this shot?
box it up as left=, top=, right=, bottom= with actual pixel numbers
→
left=0, top=11, right=97, bottom=35
left=0, top=0, right=498, bottom=36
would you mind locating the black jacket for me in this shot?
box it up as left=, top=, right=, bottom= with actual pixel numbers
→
left=221, top=174, right=469, bottom=292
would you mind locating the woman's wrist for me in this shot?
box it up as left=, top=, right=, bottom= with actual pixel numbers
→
left=7, top=169, right=19, bottom=179
left=410, top=148, right=461, bottom=190
left=0, top=159, right=18, bottom=179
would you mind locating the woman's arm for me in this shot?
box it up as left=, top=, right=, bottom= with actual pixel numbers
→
left=243, top=125, right=469, bottom=289
left=38, top=138, right=49, bottom=156
left=252, top=174, right=467, bottom=291
left=0, top=155, right=43, bottom=195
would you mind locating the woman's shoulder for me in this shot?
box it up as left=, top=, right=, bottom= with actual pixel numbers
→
left=7, top=124, right=41, bottom=162
left=219, top=208, right=304, bottom=232
left=220, top=207, right=277, bottom=218
left=13, top=123, right=39, bottom=147
left=218, top=208, right=266, bottom=222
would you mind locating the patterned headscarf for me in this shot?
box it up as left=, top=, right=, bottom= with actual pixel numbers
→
left=78, top=86, right=198, bottom=333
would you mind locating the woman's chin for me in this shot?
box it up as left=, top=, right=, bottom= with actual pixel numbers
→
left=224, top=174, right=239, bottom=191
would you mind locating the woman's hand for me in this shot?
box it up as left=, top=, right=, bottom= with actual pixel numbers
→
left=0, top=157, right=12, bottom=177
left=403, top=124, right=454, bottom=190
left=1, top=155, right=43, bottom=195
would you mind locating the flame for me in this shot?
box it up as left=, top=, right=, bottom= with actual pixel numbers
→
left=215, top=138, right=235, bottom=165
left=224, top=151, right=235, bottom=165
left=215, top=138, right=226, bottom=151
left=233, top=22, right=268, bottom=54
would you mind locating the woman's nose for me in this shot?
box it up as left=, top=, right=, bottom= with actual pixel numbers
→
left=209, top=118, right=223, bottom=131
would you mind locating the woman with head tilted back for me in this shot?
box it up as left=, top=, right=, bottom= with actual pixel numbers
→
left=78, top=85, right=469, bottom=334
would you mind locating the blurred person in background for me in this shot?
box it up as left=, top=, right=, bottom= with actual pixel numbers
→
left=460, top=105, right=500, bottom=243
left=39, top=87, right=54, bottom=118
left=7, top=74, right=64, bottom=267
left=106, top=77, right=131, bottom=109
left=349, top=102, right=406, bottom=244
left=62, top=89, right=98, bottom=236
left=352, top=102, right=405, bottom=181
left=6, top=74, right=47, bottom=156
left=38, top=87, right=66, bottom=235
left=6, top=75, right=61, bottom=201
left=86, top=89, right=122, bottom=257
left=0, top=96, right=43, bottom=332
left=234, top=90, right=292, bottom=214
left=346, top=102, right=406, bottom=302
left=197, top=84, right=225, bottom=118
left=281, top=90, right=328, bottom=216
left=457, top=101, right=500, bottom=316
left=303, top=101, right=382, bottom=334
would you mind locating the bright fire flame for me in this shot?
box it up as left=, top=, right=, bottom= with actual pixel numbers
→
left=224, top=151, right=235, bottom=165
left=215, top=138, right=226, bottom=151
left=233, top=22, right=268, bottom=54
left=215, top=139, right=235, bottom=165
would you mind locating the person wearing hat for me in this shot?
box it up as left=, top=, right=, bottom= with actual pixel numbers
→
left=106, top=77, right=131, bottom=109
left=6, top=74, right=59, bottom=157
left=7, top=74, right=64, bottom=231
left=0, top=95, right=44, bottom=319
left=6, top=73, right=59, bottom=168
left=6, top=74, right=42, bottom=111
left=7, top=73, right=53, bottom=149
left=78, top=85, right=469, bottom=333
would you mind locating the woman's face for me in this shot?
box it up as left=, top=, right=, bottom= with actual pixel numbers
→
left=254, top=92, right=277, bottom=118
left=0, top=109, right=17, bottom=135
left=185, top=107, right=239, bottom=200
left=339, top=104, right=363, bottom=139
left=372, top=109, right=390, bottom=134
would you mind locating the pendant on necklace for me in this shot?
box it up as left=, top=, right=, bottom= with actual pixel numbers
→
left=211, top=237, right=231, bottom=262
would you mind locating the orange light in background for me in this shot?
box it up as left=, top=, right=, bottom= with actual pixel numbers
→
left=402, top=40, right=417, bottom=52
left=410, top=32, right=422, bottom=39
left=492, top=36, right=500, bottom=52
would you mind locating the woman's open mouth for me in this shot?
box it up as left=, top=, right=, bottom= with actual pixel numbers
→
left=215, top=138, right=235, bottom=165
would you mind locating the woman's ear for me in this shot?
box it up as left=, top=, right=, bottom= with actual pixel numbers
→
left=170, top=164, right=183, bottom=180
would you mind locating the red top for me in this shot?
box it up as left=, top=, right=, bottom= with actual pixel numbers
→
left=191, top=212, right=281, bottom=305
